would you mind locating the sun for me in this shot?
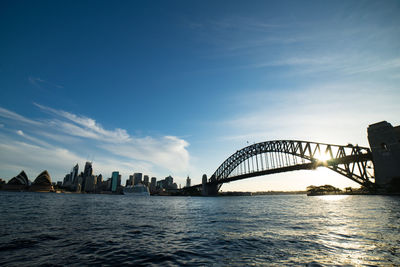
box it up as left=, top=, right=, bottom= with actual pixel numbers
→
left=315, top=152, right=331, bottom=162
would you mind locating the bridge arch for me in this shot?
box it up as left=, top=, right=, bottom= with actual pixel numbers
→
left=209, top=140, right=374, bottom=190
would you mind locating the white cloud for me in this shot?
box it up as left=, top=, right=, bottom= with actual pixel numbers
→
left=0, top=105, right=191, bottom=182
left=101, top=135, right=190, bottom=173
left=34, top=103, right=131, bottom=143
left=0, top=107, right=41, bottom=125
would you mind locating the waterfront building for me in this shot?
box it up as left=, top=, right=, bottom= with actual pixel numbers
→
left=30, top=170, right=54, bottom=192
left=150, top=177, right=157, bottom=192
left=71, top=164, right=79, bottom=185
left=111, top=171, right=119, bottom=192
left=127, top=175, right=134, bottom=186
left=76, top=175, right=83, bottom=193
left=63, top=174, right=71, bottom=187
left=97, top=174, right=103, bottom=185
left=186, top=176, right=191, bottom=188
left=84, top=175, right=97, bottom=193
left=94, top=175, right=104, bottom=192
left=71, top=163, right=79, bottom=185
left=81, top=162, right=93, bottom=190
left=106, top=178, right=111, bottom=191
left=8, top=170, right=30, bottom=186
left=143, top=175, right=149, bottom=186
left=156, top=180, right=165, bottom=189
left=165, top=175, right=173, bottom=187
left=133, top=173, right=142, bottom=185
left=3, top=171, right=31, bottom=191
left=83, top=162, right=93, bottom=177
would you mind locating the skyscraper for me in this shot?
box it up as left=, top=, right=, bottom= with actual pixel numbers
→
left=84, top=175, right=96, bottom=192
left=150, top=177, right=156, bottom=187
left=71, top=164, right=79, bottom=185
left=127, top=174, right=134, bottom=186
left=143, top=175, right=149, bottom=186
left=97, top=174, right=103, bottom=185
left=186, top=176, right=191, bottom=188
left=165, top=175, right=173, bottom=187
left=81, top=162, right=93, bottom=191
left=133, top=173, right=142, bottom=185
left=111, top=171, right=119, bottom=192
left=83, top=162, right=93, bottom=178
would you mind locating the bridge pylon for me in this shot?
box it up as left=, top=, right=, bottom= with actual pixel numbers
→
left=202, top=174, right=218, bottom=196
left=368, top=121, right=400, bottom=192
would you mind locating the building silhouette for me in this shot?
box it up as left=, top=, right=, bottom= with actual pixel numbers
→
left=133, top=173, right=142, bottom=185
left=143, top=175, right=149, bottom=186
left=29, top=170, right=54, bottom=192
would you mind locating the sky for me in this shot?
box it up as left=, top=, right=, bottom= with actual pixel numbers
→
left=1, top=0, right=399, bottom=191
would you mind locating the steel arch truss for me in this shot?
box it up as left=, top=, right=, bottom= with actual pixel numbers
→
left=210, top=140, right=375, bottom=189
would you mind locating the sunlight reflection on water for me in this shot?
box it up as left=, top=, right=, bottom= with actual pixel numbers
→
left=316, top=195, right=350, bottom=201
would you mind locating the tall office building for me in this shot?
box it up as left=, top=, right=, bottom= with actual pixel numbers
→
left=111, top=171, right=119, bottom=192
left=63, top=174, right=71, bottom=187
left=83, top=162, right=93, bottom=178
left=127, top=175, right=134, bottom=186
left=71, top=164, right=79, bottom=184
left=133, top=173, right=142, bottom=185
left=84, top=175, right=96, bottom=192
left=165, top=175, right=173, bottom=187
left=150, top=177, right=156, bottom=188
left=143, top=175, right=149, bottom=186
left=97, top=174, right=103, bottom=185
left=81, top=162, right=93, bottom=191
left=96, top=174, right=103, bottom=192
left=186, top=176, right=191, bottom=188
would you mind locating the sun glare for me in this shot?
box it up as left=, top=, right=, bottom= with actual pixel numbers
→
left=316, top=152, right=331, bottom=162
left=317, top=195, right=349, bottom=201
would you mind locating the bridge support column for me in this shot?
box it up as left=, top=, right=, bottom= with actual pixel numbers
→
left=202, top=174, right=219, bottom=196
left=368, top=121, right=400, bottom=192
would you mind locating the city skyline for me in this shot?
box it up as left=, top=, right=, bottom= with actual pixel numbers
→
left=1, top=0, right=400, bottom=191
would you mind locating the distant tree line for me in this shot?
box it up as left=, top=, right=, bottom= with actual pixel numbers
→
left=306, top=184, right=341, bottom=195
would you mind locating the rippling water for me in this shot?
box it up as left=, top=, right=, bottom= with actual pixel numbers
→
left=0, top=192, right=399, bottom=266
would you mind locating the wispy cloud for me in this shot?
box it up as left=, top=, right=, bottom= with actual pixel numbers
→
left=28, top=76, right=64, bottom=89
left=0, top=107, right=41, bottom=125
left=242, top=54, right=400, bottom=79
left=0, top=105, right=191, bottom=181
left=220, top=82, right=400, bottom=145
left=34, top=103, right=131, bottom=143
left=101, top=136, right=190, bottom=172
left=341, top=57, right=400, bottom=75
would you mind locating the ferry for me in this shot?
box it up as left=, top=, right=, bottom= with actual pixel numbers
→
left=123, top=184, right=150, bottom=196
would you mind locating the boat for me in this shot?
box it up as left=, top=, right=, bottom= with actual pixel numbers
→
left=123, top=184, right=150, bottom=196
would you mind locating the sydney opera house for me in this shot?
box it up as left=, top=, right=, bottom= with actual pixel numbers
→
left=1, top=170, right=54, bottom=192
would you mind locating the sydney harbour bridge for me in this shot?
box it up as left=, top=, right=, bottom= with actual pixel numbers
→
left=181, top=121, right=400, bottom=196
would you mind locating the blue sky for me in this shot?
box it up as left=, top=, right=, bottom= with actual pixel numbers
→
left=1, top=0, right=399, bottom=190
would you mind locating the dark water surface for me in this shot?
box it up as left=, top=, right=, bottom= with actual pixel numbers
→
left=0, top=192, right=399, bottom=266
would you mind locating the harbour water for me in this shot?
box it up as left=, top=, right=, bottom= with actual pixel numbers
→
left=0, top=191, right=399, bottom=266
